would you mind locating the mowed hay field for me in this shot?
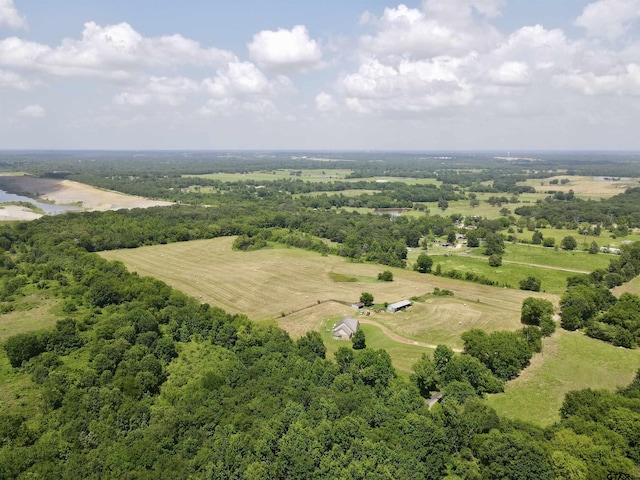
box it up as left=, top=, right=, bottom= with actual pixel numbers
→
left=99, top=237, right=554, bottom=348
left=519, top=175, right=639, bottom=199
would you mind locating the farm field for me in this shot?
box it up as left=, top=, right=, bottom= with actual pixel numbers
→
left=518, top=175, right=638, bottom=200
left=187, top=169, right=444, bottom=186
left=187, top=169, right=354, bottom=183
left=501, top=243, right=612, bottom=271
left=418, top=252, right=573, bottom=294
left=486, top=329, right=640, bottom=427
left=99, top=237, right=552, bottom=343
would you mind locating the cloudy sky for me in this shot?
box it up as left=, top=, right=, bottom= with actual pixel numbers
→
left=1, top=0, right=639, bottom=150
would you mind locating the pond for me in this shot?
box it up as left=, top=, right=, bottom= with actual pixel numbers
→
left=0, top=189, right=80, bottom=214
left=373, top=208, right=412, bottom=217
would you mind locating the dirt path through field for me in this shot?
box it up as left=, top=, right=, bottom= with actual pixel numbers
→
left=359, top=318, right=464, bottom=352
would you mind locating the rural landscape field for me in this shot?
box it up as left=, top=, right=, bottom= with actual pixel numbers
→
left=2, top=151, right=640, bottom=477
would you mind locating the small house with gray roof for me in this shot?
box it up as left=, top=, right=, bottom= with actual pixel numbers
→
left=332, top=317, right=360, bottom=340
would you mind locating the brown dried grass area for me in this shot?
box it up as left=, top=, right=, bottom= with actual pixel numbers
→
left=521, top=175, right=638, bottom=198
left=100, top=237, right=558, bottom=346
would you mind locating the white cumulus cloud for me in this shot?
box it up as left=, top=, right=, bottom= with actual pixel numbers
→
left=575, top=0, right=640, bottom=40
left=0, top=22, right=234, bottom=79
left=315, top=92, right=338, bottom=112
left=17, top=104, right=45, bottom=118
left=248, top=25, right=323, bottom=73
left=114, top=76, right=200, bottom=107
left=339, top=56, right=473, bottom=113
left=487, top=61, right=531, bottom=85
left=360, top=2, right=502, bottom=59
left=0, top=0, right=27, bottom=30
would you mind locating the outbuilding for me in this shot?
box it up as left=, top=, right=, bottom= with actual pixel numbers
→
left=387, top=300, right=411, bottom=313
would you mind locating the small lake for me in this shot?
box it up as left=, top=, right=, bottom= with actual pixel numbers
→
left=373, top=208, right=412, bottom=217
left=592, top=176, right=631, bottom=181
left=0, top=189, right=79, bottom=214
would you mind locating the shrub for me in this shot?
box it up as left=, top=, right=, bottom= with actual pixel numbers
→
left=519, top=276, right=541, bottom=292
left=488, top=254, right=502, bottom=267
left=377, top=270, right=393, bottom=282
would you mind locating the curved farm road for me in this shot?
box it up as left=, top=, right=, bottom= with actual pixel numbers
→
left=359, top=318, right=464, bottom=353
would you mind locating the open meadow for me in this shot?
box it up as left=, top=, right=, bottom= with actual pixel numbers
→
left=486, top=329, right=640, bottom=426
left=518, top=175, right=639, bottom=200
left=99, top=237, right=553, bottom=356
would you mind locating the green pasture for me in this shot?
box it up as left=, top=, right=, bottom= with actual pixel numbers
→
left=328, top=272, right=378, bottom=283
left=502, top=243, right=611, bottom=271
left=187, top=168, right=354, bottom=183
left=486, top=330, right=640, bottom=426
left=372, top=296, right=527, bottom=351
left=295, top=189, right=381, bottom=198
left=424, top=253, right=571, bottom=294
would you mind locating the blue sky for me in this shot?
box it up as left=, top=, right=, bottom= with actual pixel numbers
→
left=1, top=0, right=640, bottom=150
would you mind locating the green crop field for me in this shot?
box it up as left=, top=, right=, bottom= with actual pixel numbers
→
left=486, top=330, right=640, bottom=426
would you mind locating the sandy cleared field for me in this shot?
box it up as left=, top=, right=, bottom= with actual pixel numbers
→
left=0, top=174, right=171, bottom=220
left=99, top=237, right=557, bottom=346
left=519, top=175, right=638, bottom=199
left=0, top=205, right=42, bottom=221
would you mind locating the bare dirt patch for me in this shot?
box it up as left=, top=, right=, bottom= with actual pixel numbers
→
left=0, top=205, right=42, bottom=221
left=0, top=174, right=171, bottom=217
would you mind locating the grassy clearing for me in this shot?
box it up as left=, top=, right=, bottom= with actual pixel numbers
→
left=321, top=319, right=433, bottom=379
left=502, top=243, right=611, bottom=271
left=0, top=354, right=40, bottom=416
left=187, top=169, right=354, bottom=183
left=424, top=253, right=570, bottom=294
left=373, top=296, right=526, bottom=351
left=295, top=189, right=381, bottom=198
left=328, top=272, right=378, bottom=283
left=0, top=295, right=59, bottom=341
left=486, top=330, right=640, bottom=426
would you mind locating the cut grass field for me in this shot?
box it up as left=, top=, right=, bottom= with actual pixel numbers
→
left=486, top=329, right=640, bottom=426
left=518, top=175, right=639, bottom=200
left=99, top=237, right=552, bottom=345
